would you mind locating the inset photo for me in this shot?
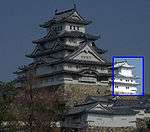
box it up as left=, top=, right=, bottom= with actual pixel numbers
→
left=112, top=56, right=144, bottom=96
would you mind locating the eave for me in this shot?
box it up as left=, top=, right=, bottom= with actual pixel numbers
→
left=32, top=31, right=100, bottom=44
left=37, top=70, right=111, bottom=78
left=114, top=81, right=140, bottom=85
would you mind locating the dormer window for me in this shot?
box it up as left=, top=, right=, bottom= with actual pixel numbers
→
left=52, top=26, right=62, bottom=32
left=69, top=25, right=82, bottom=31
left=60, top=26, right=62, bottom=30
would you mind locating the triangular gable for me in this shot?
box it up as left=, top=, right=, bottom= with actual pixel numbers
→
left=115, top=61, right=134, bottom=68
left=122, top=62, right=134, bottom=68
left=69, top=11, right=84, bottom=21
left=68, top=44, right=105, bottom=63
left=89, top=104, right=108, bottom=112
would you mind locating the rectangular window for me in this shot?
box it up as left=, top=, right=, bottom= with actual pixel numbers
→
left=70, top=26, right=72, bottom=30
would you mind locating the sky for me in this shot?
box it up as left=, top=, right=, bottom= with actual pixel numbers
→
left=0, top=0, right=149, bottom=93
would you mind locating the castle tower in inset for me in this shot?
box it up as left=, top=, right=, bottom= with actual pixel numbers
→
left=113, top=61, right=139, bottom=94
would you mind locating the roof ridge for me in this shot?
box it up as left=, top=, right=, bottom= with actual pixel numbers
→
left=55, top=8, right=75, bottom=15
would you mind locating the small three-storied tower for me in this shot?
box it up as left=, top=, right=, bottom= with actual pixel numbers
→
left=15, top=6, right=111, bottom=103
left=113, top=61, right=139, bottom=94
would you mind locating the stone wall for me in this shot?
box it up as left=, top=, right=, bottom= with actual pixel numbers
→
left=63, top=84, right=111, bottom=106
left=45, top=83, right=137, bottom=107
left=83, top=127, right=137, bottom=132
left=62, top=127, right=137, bottom=132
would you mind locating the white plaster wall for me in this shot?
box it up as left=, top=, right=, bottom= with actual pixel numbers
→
left=74, top=51, right=100, bottom=62
left=79, top=76, right=97, bottom=83
left=63, top=64, right=108, bottom=74
left=87, top=114, right=136, bottom=128
left=63, top=64, right=78, bottom=71
left=144, top=113, right=150, bottom=118
left=135, top=110, right=145, bottom=119
left=119, top=68, right=133, bottom=77
left=65, top=38, right=82, bottom=46
left=114, top=84, right=137, bottom=94
left=64, top=23, right=85, bottom=33
left=114, top=78, right=136, bottom=84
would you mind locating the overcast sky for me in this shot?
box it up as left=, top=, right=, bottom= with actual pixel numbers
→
left=0, top=0, right=149, bottom=93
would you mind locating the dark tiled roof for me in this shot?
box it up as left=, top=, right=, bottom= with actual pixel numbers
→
left=65, top=100, right=138, bottom=116
left=64, top=59, right=111, bottom=66
left=93, top=45, right=108, bottom=54
left=89, top=108, right=138, bottom=115
left=115, top=74, right=139, bottom=79
left=59, top=31, right=99, bottom=40
left=65, top=102, right=97, bottom=116
left=39, top=8, right=91, bottom=28
left=114, top=97, right=150, bottom=110
left=65, top=95, right=150, bottom=117
left=32, top=31, right=99, bottom=44
left=27, top=44, right=78, bottom=58
left=37, top=69, right=111, bottom=78
left=85, top=95, right=115, bottom=103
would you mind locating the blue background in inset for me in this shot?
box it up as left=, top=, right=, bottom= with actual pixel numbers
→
left=112, top=56, right=144, bottom=96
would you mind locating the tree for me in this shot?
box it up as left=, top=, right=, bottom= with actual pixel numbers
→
left=11, top=67, right=67, bottom=131
left=0, top=81, right=18, bottom=131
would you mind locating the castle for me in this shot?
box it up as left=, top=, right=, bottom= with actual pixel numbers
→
left=14, top=6, right=112, bottom=104
left=14, top=5, right=150, bottom=131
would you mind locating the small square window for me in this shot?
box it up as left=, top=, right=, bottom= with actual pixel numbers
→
left=60, top=26, right=62, bottom=30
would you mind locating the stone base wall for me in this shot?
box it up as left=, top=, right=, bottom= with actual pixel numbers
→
left=62, top=127, right=136, bottom=132
left=84, top=127, right=136, bottom=132
left=63, top=84, right=111, bottom=106
left=44, top=84, right=110, bottom=107
left=43, top=83, right=137, bottom=107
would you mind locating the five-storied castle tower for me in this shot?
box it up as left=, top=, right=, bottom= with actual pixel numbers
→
left=14, top=6, right=111, bottom=104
